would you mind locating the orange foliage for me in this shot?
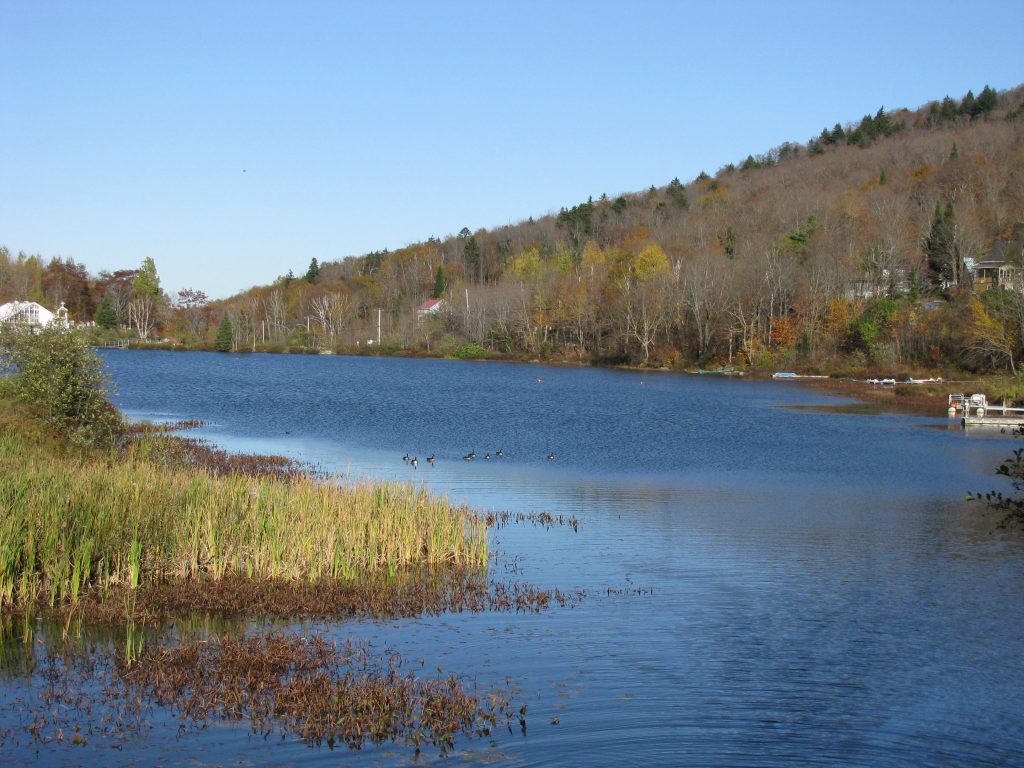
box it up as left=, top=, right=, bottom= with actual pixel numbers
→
left=610, top=226, right=649, bottom=253
left=823, top=297, right=854, bottom=348
left=770, top=315, right=798, bottom=350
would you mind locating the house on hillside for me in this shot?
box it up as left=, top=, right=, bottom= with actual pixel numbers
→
left=846, top=268, right=909, bottom=300
left=971, top=236, right=1024, bottom=293
left=0, top=300, right=57, bottom=328
left=416, top=298, right=445, bottom=320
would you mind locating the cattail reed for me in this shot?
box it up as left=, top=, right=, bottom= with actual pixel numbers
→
left=0, top=428, right=488, bottom=611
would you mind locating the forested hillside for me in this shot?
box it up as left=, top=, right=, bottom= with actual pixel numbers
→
left=3, top=84, right=1023, bottom=373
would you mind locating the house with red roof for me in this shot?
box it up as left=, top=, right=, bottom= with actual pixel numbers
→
left=416, top=298, right=445, bottom=320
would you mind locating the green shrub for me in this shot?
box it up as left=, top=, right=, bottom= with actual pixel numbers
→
left=0, top=327, right=121, bottom=448
left=452, top=344, right=488, bottom=360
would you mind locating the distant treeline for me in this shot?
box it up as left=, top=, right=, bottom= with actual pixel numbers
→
left=3, top=83, right=1024, bottom=374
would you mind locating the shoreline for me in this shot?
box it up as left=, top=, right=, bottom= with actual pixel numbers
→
left=101, top=342, right=998, bottom=420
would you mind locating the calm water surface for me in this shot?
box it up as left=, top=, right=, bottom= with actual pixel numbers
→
left=7, top=350, right=1024, bottom=766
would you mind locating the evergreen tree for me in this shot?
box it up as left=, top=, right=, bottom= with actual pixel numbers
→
left=556, top=200, right=594, bottom=254
left=463, top=236, right=481, bottom=281
left=908, top=267, right=921, bottom=302
left=215, top=313, right=233, bottom=352
left=923, top=200, right=960, bottom=287
left=431, top=264, right=447, bottom=299
left=939, top=95, right=958, bottom=122
left=361, top=252, right=383, bottom=276
left=719, top=226, right=737, bottom=258
left=94, top=295, right=117, bottom=328
left=976, top=85, right=998, bottom=115
left=874, top=107, right=892, bottom=136
left=879, top=168, right=887, bottom=185
left=304, top=258, right=320, bottom=283
left=960, top=90, right=977, bottom=118
left=950, top=142, right=959, bottom=160
left=666, top=177, right=689, bottom=209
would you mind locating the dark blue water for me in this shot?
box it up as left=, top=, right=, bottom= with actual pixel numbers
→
left=6, top=350, right=1024, bottom=767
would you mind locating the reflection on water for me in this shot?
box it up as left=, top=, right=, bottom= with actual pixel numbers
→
left=2, top=350, right=1022, bottom=766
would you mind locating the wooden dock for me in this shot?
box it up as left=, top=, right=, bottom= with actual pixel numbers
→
left=962, top=415, right=1024, bottom=429
left=91, top=341, right=130, bottom=349
left=951, top=394, right=1024, bottom=429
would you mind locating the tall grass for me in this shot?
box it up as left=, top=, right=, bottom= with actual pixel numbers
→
left=0, top=428, right=488, bottom=610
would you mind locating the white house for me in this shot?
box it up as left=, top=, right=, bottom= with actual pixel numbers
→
left=0, top=300, right=57, bottom=328
left=416, top=298, right=445, bottom=320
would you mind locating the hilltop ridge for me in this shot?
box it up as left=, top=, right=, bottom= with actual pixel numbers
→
left=3, top=83, right=1023, bottom=374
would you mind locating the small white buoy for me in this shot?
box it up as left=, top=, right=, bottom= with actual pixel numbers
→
left=948, top=406, right=956, bottom=418
left=976, top=407, right=985, bottom=417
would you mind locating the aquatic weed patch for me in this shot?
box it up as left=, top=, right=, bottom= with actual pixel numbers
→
left=486, top=510, right=580, bottom=532
left=1, top=628, right=524, bottom=757
left=0, top=637, right=147, bottom=751
left=120, top=632, right=518, bottom=753
left=23, top=571, right=585, bottom=626
left=127, top=431, right=314, bottom=480
left=123, top=418, right=204, bottom=434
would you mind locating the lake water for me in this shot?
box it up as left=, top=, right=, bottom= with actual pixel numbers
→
left=7, top=350, right=1024, bottom=766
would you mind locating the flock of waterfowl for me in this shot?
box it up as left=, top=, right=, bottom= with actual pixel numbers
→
left=398, top=373, right=557, bottom=468
left=402, top=449, right=555, bottom=468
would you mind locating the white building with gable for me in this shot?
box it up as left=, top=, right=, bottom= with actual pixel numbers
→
left=0, top=300, right=64, bottom=328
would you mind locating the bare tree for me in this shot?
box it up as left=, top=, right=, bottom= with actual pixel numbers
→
left=128, top=295, right=157, bottom=340
left=310, top=291, right=354, bottom=346
left=681, top=253, right=729, bottom=359
left=176, top=288, right=210, bottom=339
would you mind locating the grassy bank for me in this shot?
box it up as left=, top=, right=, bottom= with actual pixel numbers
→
left=0, top=422, right=488, bottom=611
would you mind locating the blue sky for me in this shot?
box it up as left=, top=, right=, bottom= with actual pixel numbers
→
left=2, top=0, right=1022, bottom=299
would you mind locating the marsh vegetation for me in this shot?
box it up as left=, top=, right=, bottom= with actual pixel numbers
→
left=0, top=329, right=593, bottom=758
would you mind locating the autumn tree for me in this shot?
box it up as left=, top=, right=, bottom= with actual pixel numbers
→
left=93, top=269, right=137, bottom=328
left=42, top=257, right=94, bottom=319
left=624, top=244, right=671, bottom=364
left=964, top=292, right=1017, bottom=373
left=0, top=249, right=44, bottom=303
left=176, top=288, right=211, bottom=339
